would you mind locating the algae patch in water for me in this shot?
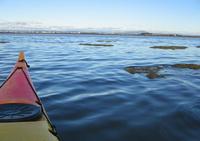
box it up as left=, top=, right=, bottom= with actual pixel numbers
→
left=0, top=41, right=9, bottom=44
left=79, top=43, right=114, bottom=47
left=125, top=66, right=161, bottom=74
left=96, top=40, right=117, bottom=43
left=172, top=64, right=200, bottom=70
left=125, top=66, right=163, bottom=79
left=150, top=46, right=188, bottom=50
left=125, top=64, right=200, bottom=79
left=146, top=72, right=164, bottom=79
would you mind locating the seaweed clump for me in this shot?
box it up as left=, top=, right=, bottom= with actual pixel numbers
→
left=146, top=72, right=163, bottom=79
left=172, top=64, right=200, bottom=70
left=96, top=40, right=114, bottom=43
left=150, top=46, right=187, bottom=50
left=125, top=66, right=163, bottom=79
left=79, top=43, right=114, bottom=47
left=125, top=66, right=161, bottom=74
left=125, top=63, right=200, bottom=79
left=0, top=41, right=9, bottom=44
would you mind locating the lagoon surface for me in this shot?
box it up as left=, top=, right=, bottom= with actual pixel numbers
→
left=0, top=34, right=200, bottom=141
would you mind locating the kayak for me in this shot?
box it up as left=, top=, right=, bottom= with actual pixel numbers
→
left=0, top=52, right=60, bottom=141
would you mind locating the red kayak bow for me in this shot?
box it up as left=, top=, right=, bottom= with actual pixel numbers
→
left=0, top=52, right=39, bottom=105
left=0, top=52, right=60, bottom=140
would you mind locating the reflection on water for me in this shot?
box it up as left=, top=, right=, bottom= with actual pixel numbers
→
left=0, top=34, right=200, bottom=141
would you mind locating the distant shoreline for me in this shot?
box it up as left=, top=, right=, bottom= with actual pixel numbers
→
left=0, top=31, right=200, bottom=38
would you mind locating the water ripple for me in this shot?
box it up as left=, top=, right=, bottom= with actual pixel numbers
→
left=0, top=34, right=200, bottom=141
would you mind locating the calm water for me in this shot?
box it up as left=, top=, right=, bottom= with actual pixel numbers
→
left=0, top=34, right=200, bottom=141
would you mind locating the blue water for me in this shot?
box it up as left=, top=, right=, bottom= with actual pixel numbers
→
left=0, top=34, right=200, bottom=141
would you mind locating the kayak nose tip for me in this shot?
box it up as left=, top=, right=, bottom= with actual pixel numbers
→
left=18, top=51, right=25, bottom=62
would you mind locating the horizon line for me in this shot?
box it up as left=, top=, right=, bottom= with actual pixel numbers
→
left=1, top=30, right=200, bottom=38
left=0, top=21, right=200, bottom=36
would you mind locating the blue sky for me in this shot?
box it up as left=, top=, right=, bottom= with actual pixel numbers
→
left=0, top=0, right=199, bottom=34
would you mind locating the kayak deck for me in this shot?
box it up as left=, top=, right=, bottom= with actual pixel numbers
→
left=0, top=116, right=58, bottom=141
left=0, top=52, right=59, bottom=141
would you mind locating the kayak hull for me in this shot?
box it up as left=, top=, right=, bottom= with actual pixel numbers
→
left=0, top=52, right=59, bottom=141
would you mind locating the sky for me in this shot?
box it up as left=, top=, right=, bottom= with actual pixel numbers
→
left=0, top=0, right=200, bottom=34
